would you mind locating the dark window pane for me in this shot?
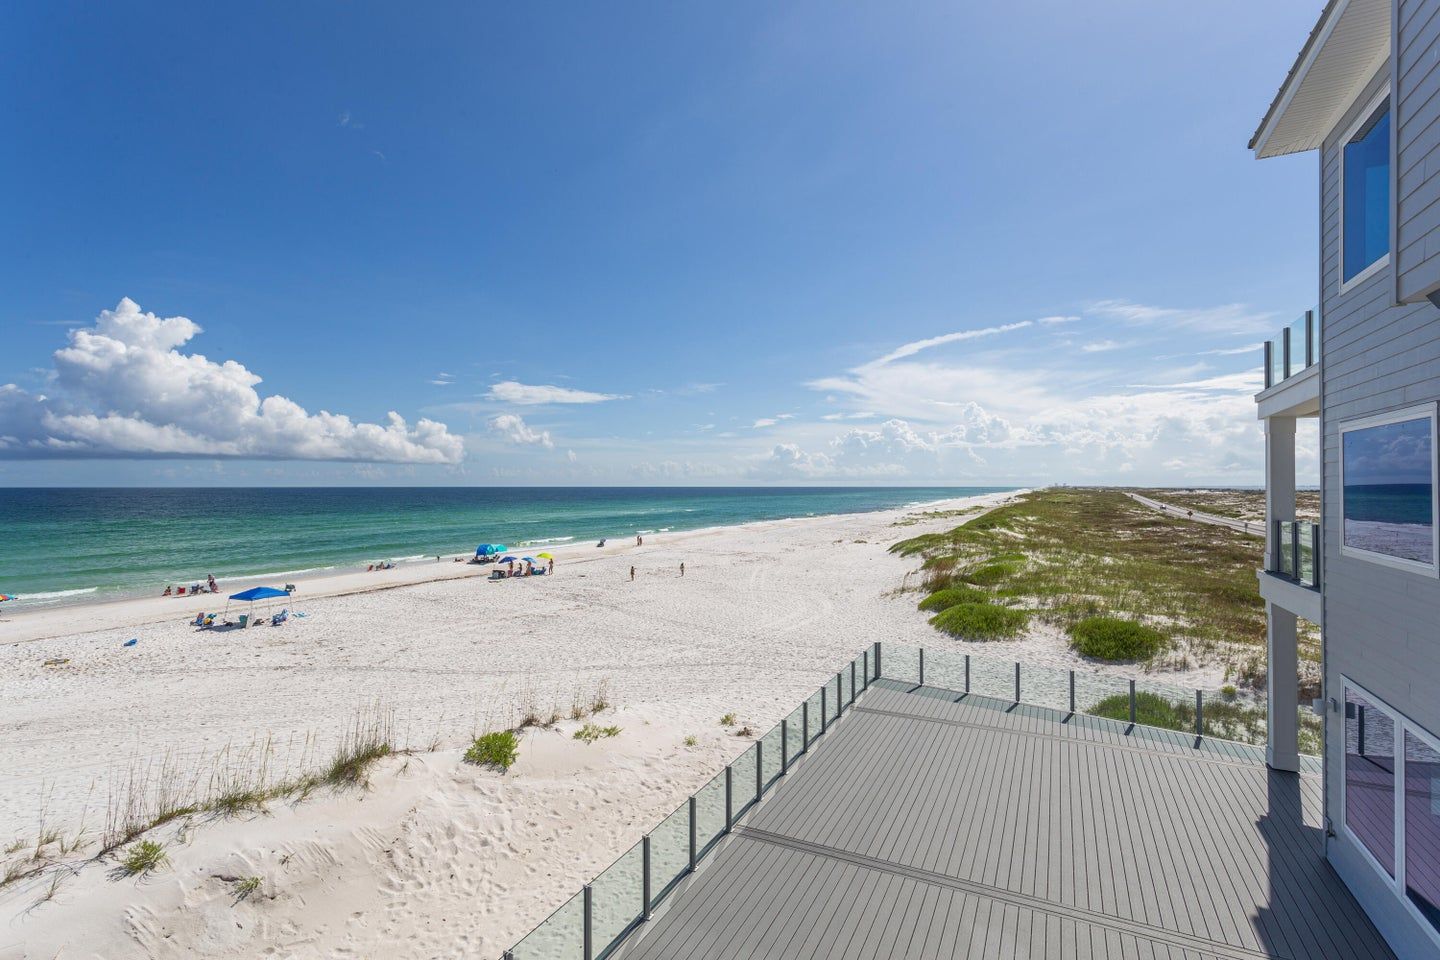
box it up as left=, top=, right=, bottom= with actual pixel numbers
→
left=1345, top=687, right=1395, bottom=876
left=1406, top=731, right=1440, bottom=933
left=1342, top=99, right=1391, bottom=284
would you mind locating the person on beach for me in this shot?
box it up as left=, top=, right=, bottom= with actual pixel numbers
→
left=630, top=566, right=635, bottom=582
left=207, top=574, right=218, bottom=593
left=680, top=562, right=685, bottom=577
left=548, top=558, right=554, bottom=575
left=161, top=585, right=172, bottom=596
left=636, top=535, right=642, bottom=547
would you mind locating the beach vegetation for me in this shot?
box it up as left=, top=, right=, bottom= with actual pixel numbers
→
left=719, top=713, right=736, bottom=727
left=960, top=559, right=1022, bottom=586
left=120, top=839, right=167, bottom=875
left=233, top=875, right=262, bottom=900
left=322, top=709, right=394, bottom=787
left=928, top=603, right=1028, bottom=640
left=589, top=679, right=611, bottom=714
left=573, top=723, right=621, bottom=744
left=683, top=734, right=699, bottom=747
left=1068, top=617, right=1167, bottom=662
left=735, top=726, right=754, bottom=738
left=917, top=586, right=987, bottom=612
left=464, top=731, right=520, bottom=772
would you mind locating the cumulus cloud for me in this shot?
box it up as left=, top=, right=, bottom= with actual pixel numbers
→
left=487, top=380, right=625, bottom=405
left=488, top=413, right=554, bottom=448
left=0, top=299, right=464, bottom=464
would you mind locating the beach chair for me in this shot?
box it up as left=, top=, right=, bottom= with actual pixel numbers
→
left=272, top=609, right=288, bottom=626
left=191, top=612, right=206, bottom=626
left=238, top=614, right=249, bottom=629
left=177, top=586, right=187, bottom=596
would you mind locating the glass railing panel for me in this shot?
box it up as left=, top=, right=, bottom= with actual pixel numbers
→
left=885, top=643, right=920, bottom=685
left=1019, top=661, right=1071, bottom=713
left=804, top=689, right=823, bottom=747
left=923, top=647, right=967, bottom=693
left=1131, top=678, right=1199, bottom=735
left=1073, top=671, right=1133, bottom=724
left=838, top=664, right=853, bottom=709
left=1298, top=523, right=1319, bottom=587
left=648, top=801, right=690, bottom=902
left=759, top=722, right=783, bottom=790
left=590, top=840, right=644, bottom=958
left=729, top=741, right=758, bottom=813
left=1276, top=522, right=1296, bottom=578
left=1287, top=314, right=1307, bottom=374
left=694, top=770, right=727, bottom=857
left=784, top=703, right=805, bottom=765
left=1198, top=685, right=1268, bottom=745
left=1268, top=339, right=1283, bottom=387
left=1312, top=306, right=1322, bottom=363
left=969, top=652, right=1016, bottom=701
left=509, top=888, right=582, bottom=960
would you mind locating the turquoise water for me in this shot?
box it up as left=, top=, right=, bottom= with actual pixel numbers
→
left=1342, top=482, right=1433, bottom=525
left=0, top=487, right=1006, bottom=606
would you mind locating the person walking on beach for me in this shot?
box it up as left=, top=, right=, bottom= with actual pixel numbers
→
left=680, top=562, right=685, bottom=577
left=636, top=535, right=643, bottom=547
left=630, top=565, right=635, bottom=582
left=548, top=558, right=554, bottom=575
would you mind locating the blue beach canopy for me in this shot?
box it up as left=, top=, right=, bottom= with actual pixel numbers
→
left=229, top=586, right=290, bottom=602
left=475, top=543, right=509, bottom=556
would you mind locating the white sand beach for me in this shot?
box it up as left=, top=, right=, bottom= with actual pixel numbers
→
left=1344, top=518, right=1434, bottom=564
left=2, top=492, right=1049, bottom=959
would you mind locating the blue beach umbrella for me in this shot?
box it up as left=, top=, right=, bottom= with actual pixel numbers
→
left=498, top=555, right=518, bottom=563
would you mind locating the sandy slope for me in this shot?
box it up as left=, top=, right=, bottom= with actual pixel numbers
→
left=0, top=492, right=1017, bottom=959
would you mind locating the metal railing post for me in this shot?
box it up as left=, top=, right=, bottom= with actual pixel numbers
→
left=1129, top=680, right=1137, bottom=726
left=874, top=641, right=882, bottom=679
left=836, top=673, right=843, bottom=716
left=584, top=884, right=593, bottom=960
left=965, top=654, right=971, bottom=693
left=802, top=701, right=809, bottom=752
left=1263, top=341, right=1274, bottom=389
left=725, top=766, right=733, bottom=833
left=852, top=661, right=857, bottom=702
left=1282, top=325, right=1292, bottom=379
left=642, top=834, right=651, bottom=919
left=1014, top=662, right=1021, bottom=704
left=1069, top=670, right=1076, bottom=714
left=919, top=647, right=925, bottom=686
left=1305, top=309, right=1315, bottom=366
left=781, top=718, right=789, bottom=775
left=756, top=741, right=764, bottom=797
left=1195, top=690, right=1204, bottom=738
left=688, top=796, right=697, bottom=872
left=821, top=686, right=828, bottom=734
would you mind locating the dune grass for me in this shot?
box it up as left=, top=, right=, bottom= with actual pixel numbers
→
left=929, top=603, right=1029, bottom=640
left=120, top=839, right=167, bottom=875
left=917, top=585, right=988, bottom=612
left=573, top=723, right=621, bottom=744
left=1068, top=616, right=1167, bottom=662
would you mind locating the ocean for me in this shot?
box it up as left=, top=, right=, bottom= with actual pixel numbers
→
left=1342, top=482, right=1434, bottom=525
left=0, top=486, right=1007, bottom=606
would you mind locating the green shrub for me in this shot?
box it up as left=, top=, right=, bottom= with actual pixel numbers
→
left=464, top=731, right=520, bottom=771
left=1068, top=617, right=1166, bottom=661
left=917, top=586, right=988, bottom=612
left=1089, top=691, right=1187, bottom=730
left=961, top=560, right=1021, bottom=586
left=929, top=603, right=1028, bottom=640
left=121, top=839, right=167, bottom=875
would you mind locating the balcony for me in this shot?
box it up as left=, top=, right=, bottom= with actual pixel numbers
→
left=1256, top=308, right=1320, bottom=420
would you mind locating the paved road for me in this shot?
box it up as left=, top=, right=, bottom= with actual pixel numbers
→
left=1125, top=492, right=1263, bottom=537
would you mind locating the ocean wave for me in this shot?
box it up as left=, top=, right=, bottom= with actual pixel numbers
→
left=517, top=536, right=575, bottom=547
left=16, top=586, right=99, bottom=602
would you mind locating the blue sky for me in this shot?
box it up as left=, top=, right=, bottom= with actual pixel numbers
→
left=1, top=1, right=1324, bottom=486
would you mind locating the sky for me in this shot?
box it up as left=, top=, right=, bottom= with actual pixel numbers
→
left=0, top=0, right=1326, bottom=487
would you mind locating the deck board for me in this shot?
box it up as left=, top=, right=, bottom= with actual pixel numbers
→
left=611, top=679, right=1394, bottom=960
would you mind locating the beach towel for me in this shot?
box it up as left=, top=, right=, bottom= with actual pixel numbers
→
left=122, top=638, right=137, bottom=647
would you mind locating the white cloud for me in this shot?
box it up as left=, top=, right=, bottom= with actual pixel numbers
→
left=1088, top=299, right=1275, bottom=335
left=1080, top=339, right=1126, bottom=353
left=871, top=320, right=1033, bottom=366
left=429, top=372, right=456, bottom=386
left=0, top=299, right=463, bottom=464
left=488, top=413, right=554, bottom=448
left=751, top=418, right=778, bottom=428
left=487, top=380, right=625, bottom=405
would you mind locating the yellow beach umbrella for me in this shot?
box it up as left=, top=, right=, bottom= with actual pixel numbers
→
left=536, top=552, right=554, bottom=560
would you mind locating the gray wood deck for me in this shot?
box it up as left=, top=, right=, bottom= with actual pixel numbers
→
left=614, top=680, right=1393, bottom=960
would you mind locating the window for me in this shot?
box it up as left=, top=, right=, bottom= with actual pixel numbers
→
left=1341, top=94, right=1391, bottom=287
left=1346, top=687, right=1396, bottom=876
left=1341, top=680, right=1440, bottom=943
left=1339, top=405, right=1439, bottom=576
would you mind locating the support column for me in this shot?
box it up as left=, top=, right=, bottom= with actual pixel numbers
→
left=1264, top=417, right=1297, bottom=568
left=1267, top=601, right=1300, bottom=772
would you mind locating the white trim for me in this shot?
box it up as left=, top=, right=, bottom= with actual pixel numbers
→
left=1338, top=84, right=1393, bottom=295
left=1337, top=403, right=1439, bottom=576
left=1338, top=677, right=1440, bottom=948
left=1253, top=0, right=1352, bottom=158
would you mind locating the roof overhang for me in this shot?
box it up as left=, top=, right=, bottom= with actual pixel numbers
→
left=1249, top=0, right=1390, bottom=159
